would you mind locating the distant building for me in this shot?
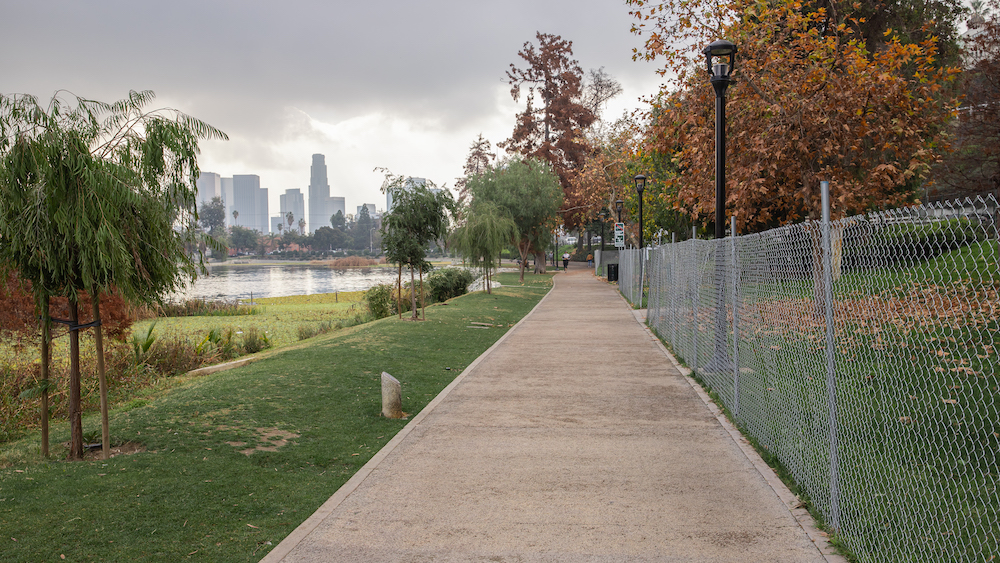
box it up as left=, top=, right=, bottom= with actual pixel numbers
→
left=279, top=189, right=306, bottom=231
left=270, top=215, right=285, bottom=234
left=196, top=172, right=222, bottom=207
left=356, top=203, right=377, bottom=218
left=307, top=154, right=341, bottom=233
left=386, top=177, right=433, bottom=213
left=231, top=174, right=270, bottom=233
left=221, top=177, right=234, bottom=227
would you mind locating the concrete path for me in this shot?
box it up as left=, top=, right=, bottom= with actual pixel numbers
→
left=262, top=264, right=842, bottom=562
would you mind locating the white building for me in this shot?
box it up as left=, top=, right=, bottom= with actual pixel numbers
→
left=356, top=203, right=377, bottom=218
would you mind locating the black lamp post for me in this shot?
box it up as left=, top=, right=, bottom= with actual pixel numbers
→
left=704, top=39, right=736, bottom=240
left=634, top=175, right=646, bottom=249
left=703, top=39, right=736, bottom=373
left=615, top=199, right=623, bottom=223
left=634, top=174, right=647, bottom=305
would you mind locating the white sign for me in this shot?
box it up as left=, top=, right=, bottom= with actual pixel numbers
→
left=614, top=222, right=625, bottom=248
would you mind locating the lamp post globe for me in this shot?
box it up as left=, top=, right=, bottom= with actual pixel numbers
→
left=615, top=199, right=624, bottom=223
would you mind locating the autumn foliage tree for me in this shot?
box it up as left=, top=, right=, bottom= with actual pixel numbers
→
left=504, top=32, right=596, bottom=231
left=630, top=0, right=960, bottom=232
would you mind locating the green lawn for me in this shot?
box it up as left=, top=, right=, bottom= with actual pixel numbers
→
left=0, top=273, right=552, bottom=562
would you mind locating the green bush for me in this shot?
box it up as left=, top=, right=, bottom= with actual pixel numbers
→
left=427, top=268, right=475, bottom=303
left=239, top=327, right=271, bottom=354
left=364, top=283, right=395, bottom=319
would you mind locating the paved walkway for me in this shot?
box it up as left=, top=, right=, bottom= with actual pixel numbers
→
left=262, top=263, right=842, bottom=562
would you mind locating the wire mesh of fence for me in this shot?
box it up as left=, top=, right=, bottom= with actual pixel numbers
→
left=624, top=194, right=1000, bottom=562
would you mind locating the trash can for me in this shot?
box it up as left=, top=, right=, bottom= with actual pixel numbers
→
left=607, top=263, right=618, bottom=282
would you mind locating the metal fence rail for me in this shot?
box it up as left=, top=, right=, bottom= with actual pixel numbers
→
left=622, top=193, right=1000, bottom=562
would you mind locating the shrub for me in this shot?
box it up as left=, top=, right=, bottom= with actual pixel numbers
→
left=427, top=268, right=475, bottom=303
left=364, top=283, right=394, bottom=319
left=239, top=327, right=271, bottom=354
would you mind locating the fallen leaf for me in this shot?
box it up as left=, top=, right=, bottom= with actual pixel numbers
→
left=942, top=399, right=958, bottom=404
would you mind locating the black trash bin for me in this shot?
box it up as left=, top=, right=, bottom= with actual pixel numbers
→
left=607, top=263, right=619, bottom=282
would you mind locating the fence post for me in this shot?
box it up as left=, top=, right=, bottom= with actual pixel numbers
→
left=691, top=226, right=698, bottom=369
left=671, top=233, right=677, bottom=348
left=821, top=180, right=841, bottom=530
left=731, top=216, right=740, bottom=417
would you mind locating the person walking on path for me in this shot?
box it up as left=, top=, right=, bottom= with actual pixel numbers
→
left=586, top=252, right=593, bottom=267
left=562, top=252, right=570, bottom=270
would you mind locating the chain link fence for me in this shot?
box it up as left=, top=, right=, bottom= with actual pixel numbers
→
left=622, top=192, right=1000, bottom=562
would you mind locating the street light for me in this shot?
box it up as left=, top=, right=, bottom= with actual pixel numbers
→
left=703, top=39, right=736, bottom=241
left=703, top=39, right=736, bottom=373
left=634, top=174, right=646, bottom=249
left=615, top=199, right=624, bottom=223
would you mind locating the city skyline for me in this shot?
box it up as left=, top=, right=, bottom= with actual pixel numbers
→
left=1, top=1, right=663, bottom=221
left=199, top=153, right=380, bottom=234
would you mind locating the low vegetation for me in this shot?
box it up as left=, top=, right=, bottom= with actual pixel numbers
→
left=0, top=272, right=552, bottom=563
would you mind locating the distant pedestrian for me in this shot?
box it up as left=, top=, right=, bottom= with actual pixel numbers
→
left=562, top=252, right=570, bottom=270
left=586, top=253, right=593, bottom=267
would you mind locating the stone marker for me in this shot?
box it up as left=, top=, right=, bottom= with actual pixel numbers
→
left=381, top=372, right=403, bottom=419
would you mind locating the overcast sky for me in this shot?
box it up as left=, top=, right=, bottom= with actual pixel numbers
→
left=1, top=0, right=665, bottom=220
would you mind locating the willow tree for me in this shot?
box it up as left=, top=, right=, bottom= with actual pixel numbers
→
left=464, top=157, right=563, bottom=281
left=0, top=90, right=226, bottom=459
left=379, top=171, right=454, bottom=320
left=451, top=200, right=516, bottom=294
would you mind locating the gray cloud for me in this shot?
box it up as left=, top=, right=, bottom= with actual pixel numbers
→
left=2, top=0, right=665, bottom=213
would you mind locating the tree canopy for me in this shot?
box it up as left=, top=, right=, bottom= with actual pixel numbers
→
left=379, top=171, right=454, bottom=318
left=450, top=200, right=516, bottom=293
left=629, top=0, right=960, bottom=232
left=464, top=157, right=563, bottom=280
left=0, top=89, right=226, bottom=458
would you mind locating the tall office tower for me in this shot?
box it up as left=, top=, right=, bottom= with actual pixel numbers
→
left=232, top=174, right=270, bottom=233
left=221, top=177, right=234, bottom=227
left=196, top=172, right=222, bottom=207
left=308, top=154, right=332, bottom=233
left=280, top=188, right=306, bottom=231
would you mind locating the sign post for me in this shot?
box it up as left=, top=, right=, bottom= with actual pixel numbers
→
left=614, top=222, right=625, bottom=248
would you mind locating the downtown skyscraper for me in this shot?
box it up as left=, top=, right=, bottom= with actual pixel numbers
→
left=307, top=154, right=344, bottom=233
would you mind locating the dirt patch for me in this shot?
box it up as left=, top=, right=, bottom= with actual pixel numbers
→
left=78, top=442, right=146, bottom=460
left=235, top=427, right=299, bottom=456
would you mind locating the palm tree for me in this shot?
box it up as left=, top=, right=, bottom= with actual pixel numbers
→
left=298, top=217, right=306, bottom=234
left=232, top=209, right=239, bottom=227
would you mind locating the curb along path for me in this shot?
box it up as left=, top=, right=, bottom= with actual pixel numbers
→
left=263, top=263, right=840, bottom=562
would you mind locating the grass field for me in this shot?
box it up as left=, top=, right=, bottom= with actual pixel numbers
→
left=0, top=272, right=552, bottom=563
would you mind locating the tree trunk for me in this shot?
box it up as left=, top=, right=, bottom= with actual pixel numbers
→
left=410, top=266, right=418, bottom=319
left=69, top=300, right=83, bottom=460
left=91, top=291, right=110, bottom=460
left=534, top=251, right=547, bottom=274
left=397, top=264, right=402, bottom=320
left=40, top=301, right=50, bottom=458
left=420, top=267, right=425, bottom=321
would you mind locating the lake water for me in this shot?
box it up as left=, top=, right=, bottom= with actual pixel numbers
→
left=171, top=263, right=401, bottom=302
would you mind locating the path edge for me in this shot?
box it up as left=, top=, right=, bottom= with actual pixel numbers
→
left=623, top=293, right=848, bottom=563
left=260, top=281, right=556, bottom=562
